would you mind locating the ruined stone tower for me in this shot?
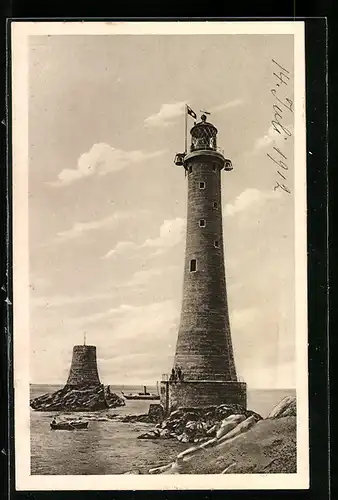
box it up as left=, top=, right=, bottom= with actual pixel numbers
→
left=66, top=345, right=101, bottom=387
left=160, top=112, right=246, bottom=412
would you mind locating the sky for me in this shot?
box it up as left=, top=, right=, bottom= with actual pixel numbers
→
left=28, top=33, right=295, bottom=388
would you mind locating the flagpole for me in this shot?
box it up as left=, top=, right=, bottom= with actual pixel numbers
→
left=184, top=104, right=187, bottom=153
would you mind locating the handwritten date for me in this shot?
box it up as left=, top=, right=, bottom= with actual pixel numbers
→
left=268, top=59, right=293, bottom=195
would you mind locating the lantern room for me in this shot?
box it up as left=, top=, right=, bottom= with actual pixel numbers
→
left=190, top=114, right=218, bottom=152
left=174, top=112, right=233, bottom=172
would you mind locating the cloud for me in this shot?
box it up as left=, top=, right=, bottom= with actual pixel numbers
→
left=78, top=300, right=179, bottom=381
left=51, top=143, right=164, bottom=186
left=144, top=101, right=187, bottom=128
left=224, top=188, right=281, bottom=217
left=230, top=307, right=258, bottom=330
left=125, top=265, right=179, bottom=288
left=141, top=217, right=186, bottom=254
left=70, top=299, right=179, bottom=332
left=144, top=100, right=243, bottom=128
left=103, top=217, right=186, bottom=259
left=55, top=210, right=149, bottom=243
left=253, top=123, right=293, bottom=152
left=103, top=240, right=136, bottom=259
left=210, top=99, right=243, bottom=113
left=31, top=291, right=118, bottom=309
left=110, top=300, right=179, bottom=343
left=31, top=264, right=178, bottom=310
left=31, top=299, right=180, bottom=384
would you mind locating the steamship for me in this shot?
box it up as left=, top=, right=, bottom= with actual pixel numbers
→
left=121, top=385, right=160, bottom=401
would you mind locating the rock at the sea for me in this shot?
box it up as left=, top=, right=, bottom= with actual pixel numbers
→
left=221, top=462, right=237, bottom=474
left=122, top=404, right=165, bottom=425
left=185, top=420, right=198, bottom=430
left=216, top=415, right=257, bottom=446
left=177, top=432, right=190, bottom=443
left=159, top=428, right=171, bottom=439
left=136, top=404, right=262, bottom=444
left=206, top=424, right=218, bottom=436
left=215, top=404, right=262, bottom=422
left=216, top=414, right=246, bottom=439
left=121, top=413, right=150, bottom=423
left=177, top=445, right=201, bottom=462
left=149, top=463, right=174, bottom=474
left=160, top=461, right=182, bottom=475
left=147, top=400, right=297, bottom=475
left=137, top=429, right=160, bottom=440
left=268, top=396, right=296, bottom=419
left=104, top=387, right=126, bottom=408
left=30, top=384, right=125, bottom=412
left=193, top=436, right=207, bottom=443
left=170, top=405, right=260, bottom=441
left=148, top=404, right=164, bottom=422
left=199, top=437, right=218, bottom=449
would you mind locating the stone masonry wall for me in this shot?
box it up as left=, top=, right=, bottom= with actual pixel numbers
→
left=66, top=345, right=101, bottom=387
left=160, top=380, right=247, bottom=412
left=174, top=157, right=237, bottom=382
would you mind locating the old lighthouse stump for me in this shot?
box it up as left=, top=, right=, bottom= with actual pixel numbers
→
left=30, top=343, right=125, bottom=411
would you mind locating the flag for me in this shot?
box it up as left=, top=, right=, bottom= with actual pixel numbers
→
left=186, top=105, right=197, bottom=120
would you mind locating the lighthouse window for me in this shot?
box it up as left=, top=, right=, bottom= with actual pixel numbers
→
left=214, top=240, right=220, bottom=248
left=188, top=166, right=193, bottom=173
left=213, top=201, right=218, bottom=209
left=190, top=259, right=197, bottom=272
left=199, top=219, right=206, bottom=227
left=199, top=182, right=206, bottom=189
left=212, top=164, right=217, bottom=172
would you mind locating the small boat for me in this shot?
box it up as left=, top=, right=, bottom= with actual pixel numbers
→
left=121, top=385, right=160, bottom=401
left=50, top=420, right=89, bottom=431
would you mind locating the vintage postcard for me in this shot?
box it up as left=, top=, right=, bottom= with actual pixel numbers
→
left=11, top=21, right=308, bottom=490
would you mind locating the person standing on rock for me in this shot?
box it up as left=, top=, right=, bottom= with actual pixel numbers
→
left=177, top=366, right=183, bottom=381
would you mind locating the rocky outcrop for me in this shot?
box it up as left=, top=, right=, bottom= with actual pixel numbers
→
left=30, top=384, right=125, bottom=411
left=267, top=395, right=296, bottom=418
left=137, top=403, right=262, bottom=443
left=122, top=413, right=152, bottom=423
left=136, top=396, right=297, bottom=475
left=103, top=385, right=126, bottom=408
left=138, top=429, right=161, bottom=440
left=150, top=416, right=297, bottom=475
left=122, top=404, right=165, bottom=424
left=148, top=403, right=165, bottom=421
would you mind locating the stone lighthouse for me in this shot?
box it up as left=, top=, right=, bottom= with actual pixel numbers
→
left=160, top=112, right=246, bottom=413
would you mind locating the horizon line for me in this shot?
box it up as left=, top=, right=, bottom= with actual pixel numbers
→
left=29, top=382, right=296, bottom=391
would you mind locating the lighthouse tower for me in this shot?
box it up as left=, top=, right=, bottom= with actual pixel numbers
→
left=160, top=113, right=246, bottom=413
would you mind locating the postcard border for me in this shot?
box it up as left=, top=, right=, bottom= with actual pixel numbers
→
left=7, top=19, right=318, bottom=494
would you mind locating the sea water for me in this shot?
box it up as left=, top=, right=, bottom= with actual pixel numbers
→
left=30, top=384, right=295, bottom=475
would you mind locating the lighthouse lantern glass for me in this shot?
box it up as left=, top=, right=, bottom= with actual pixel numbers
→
left=190, top=123, right=217, bottom=152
